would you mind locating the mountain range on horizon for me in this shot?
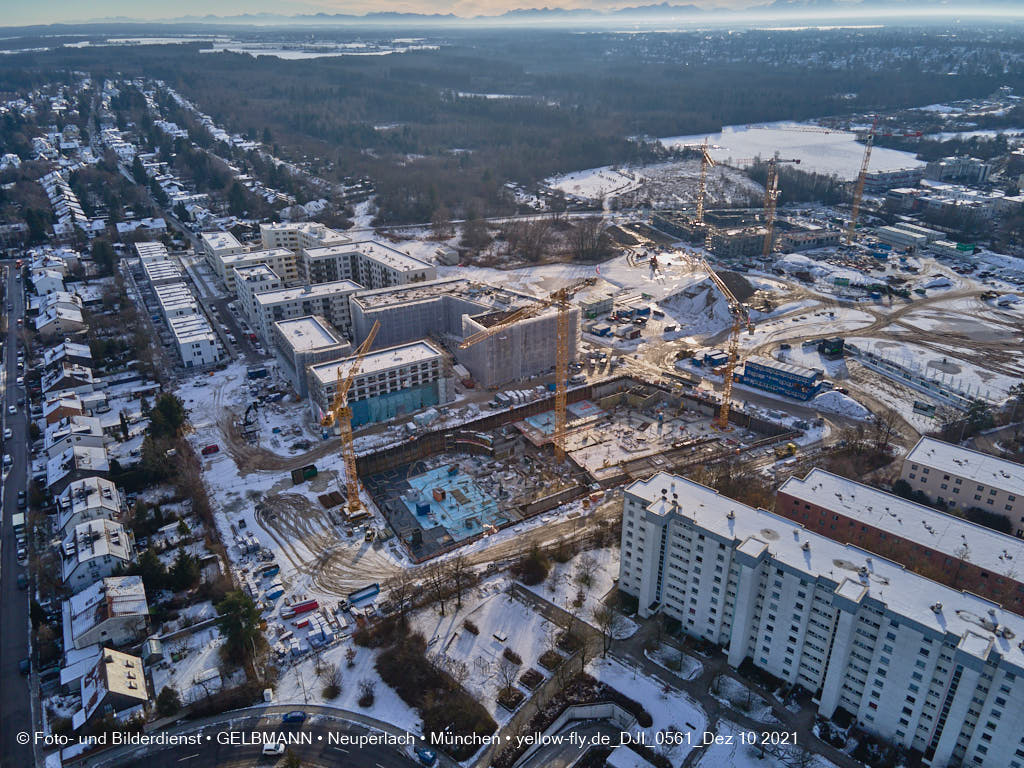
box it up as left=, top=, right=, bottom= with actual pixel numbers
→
left=17, top=0, right=1022, bottom=30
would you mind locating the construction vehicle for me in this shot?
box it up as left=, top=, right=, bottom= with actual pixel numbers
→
left=459, top=278, right=596, bottom=461
left=321, top=319, right=381, bottom=516
left=774, top=441, right=798, bottom=459
left=846, top=117, right=878, bottom=245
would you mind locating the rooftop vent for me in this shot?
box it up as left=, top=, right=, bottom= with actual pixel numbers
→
left=931, top=602, right=942, bottom=613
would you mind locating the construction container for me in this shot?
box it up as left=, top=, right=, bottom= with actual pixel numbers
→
left=432, top=488, right=446, bottom=502
left=266, top=583, right=285, bottom=600
left=262, top=564, right=280, bottom=579
left=349, top=583, right=381, bottom=604
left=416, top=502, right=431, bottom=516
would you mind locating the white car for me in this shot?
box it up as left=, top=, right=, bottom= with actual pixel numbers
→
left=16, top=376, right=24, bottom=386
left=3, top=428, right=11, bottom=440
left=261, top=742, right=286, bottom=756
left=7, top=405, right=16, bottom=415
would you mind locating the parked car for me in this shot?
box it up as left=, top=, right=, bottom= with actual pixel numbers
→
left=3, top=427, right=11, bottom=440
left=261, top=742, right=286, bottom=756
left=415, top=747, right=438, bottom=766
left=281, top=711, right=307, bottom=724
left=201, top=444, right=220, bottom=456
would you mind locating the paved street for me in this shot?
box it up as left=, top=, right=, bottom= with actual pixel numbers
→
left=0, top=261, right=35, bottom=768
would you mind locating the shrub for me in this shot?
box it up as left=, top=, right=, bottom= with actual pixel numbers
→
left=538, top=649, right=564, bottom=670
left=503, top=648, right=522, bottom=665
left=376, top=633, right=497, bottom=760
left=519, top=668, right=544, bottom=689
left=514, top=545, right=550, bottom=586
left=463, top=619, right=480, bottom=635
left=156, top=686, right=181, bottom=717
left=497, top=687, right=525, bottom=711
left=357, top=679, right=376, bottom=707
left=556, top=632, right=582, bottom=652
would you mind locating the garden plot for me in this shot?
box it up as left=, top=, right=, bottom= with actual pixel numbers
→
left=710, top=675, right=779, bottom=724
left=587, top=656, right=707, bottom=766
left=643, top=646, right=703, bottom=682
left=694, top=720, right=839, bottom=768
left=274, top=642, right=421, bottom=734
left=410, top=578, right=559, bottom=722
left=149, top=625, right=245, bottom=706
left=525, top=548, right=638, bottom=640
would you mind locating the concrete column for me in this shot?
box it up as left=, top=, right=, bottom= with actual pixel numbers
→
left=728, top=563, right=759, bottom=667
left=931, top=663, right=980, bottom=768
left=818, top=609, right=856, bottom=718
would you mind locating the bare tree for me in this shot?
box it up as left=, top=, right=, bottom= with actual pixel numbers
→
left=569, top=218, right=612, bottom=262
left=386, top=569, right=418, bottom=624
left=574, top=553, right=599, bottom=588
left=424, top=559, right=451, bottom=616
left=474, top=655, right=493, bottom=679
left=446, top=658, right=470, bottom=691
left=450, top=554, right=470, bottom=611
left=593, top=604, right=623, bottom=657
left=497, top=660, right=518, bottom=693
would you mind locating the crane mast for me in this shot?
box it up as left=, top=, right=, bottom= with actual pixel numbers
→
left=321, top=320, right=381, bottom=515
left=459, top=278, right=595, bottom=462
left=695, top=138, right=715, bottom=225
left=846, top=118, right=878, bottom=245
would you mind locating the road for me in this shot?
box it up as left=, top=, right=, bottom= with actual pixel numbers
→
left=87, top=707, right=427, bottom=768
left=0, top=261, right=35, bottom=768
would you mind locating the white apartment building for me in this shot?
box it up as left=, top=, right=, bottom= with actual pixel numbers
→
left=259, top=221, right=349, bottom=253
left=61, top=519, right=135, bottom=593
left=621, top=472, right=1024, bottom=768
left=252, top=280, right=362, bottom=345
left=168, top=315, right=221, bottom=369
left=901, top=437, right=1024, bottom=534
left=134, top=241, right=169, bottom=265
left=307, top=340, right=451, bottom=427
left=272, top=316, right=351, bottom=398
left=301, top=241, right=436, bottom=290
left=233, top=264, right=283, bottom=328
left=152, top=282, right=199, bottom=320
left=141, top=258, right=182, bottom=286
left=217, top=248, right=297, bottom=290
left=200, top=231, right=243, bottom=271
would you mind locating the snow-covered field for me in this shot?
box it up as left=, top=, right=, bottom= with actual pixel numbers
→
left=694, top=720, right=839, bottom=768
left=525, top=548, right=637, bottom=640
left=547, top=166, right=646, bottom=201
left=660, top=121, right=924, bottom=181
left=588, top=656, right=707, bottom=765
left=410, top=577, right=559, bottom=722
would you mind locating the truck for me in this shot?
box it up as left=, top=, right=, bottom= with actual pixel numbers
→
left=348, top=583, right=381, bottom=605
left=774, top=442, right=798, bottom=460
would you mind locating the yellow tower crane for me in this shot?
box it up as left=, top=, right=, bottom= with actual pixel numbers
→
left=846, top=117, right=878, bottom=245
left=730, top=155, right=800, bottom=262
left=459, top=278, right=595, bottom=462
left=688, top=253, right=750, bottom=430
left=695, top=138, right=716, bottom=226
left=321, top=319, right=380, bottom=517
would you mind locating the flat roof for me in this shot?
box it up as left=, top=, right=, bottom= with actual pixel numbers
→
left=906, top=437, right=1024, bottom=498
left=200, top=231, right=242, bottom=251
left=274, top=316, right=344, bottom=352
left=232, top=264, right=280, bottom=282
left=744, top=354, right=821, bottom=379
left=168, top=315, right=216, bottom=343
left=309, top=340, right=442, bottom=385
left=629, top=472, right=1024, bottom=667
left=779, top=469, right=1024, bottom=578
left=255, top=279, right=362, bottom=306
left=351, top=239, right=433, bottom=272
left=221, top=247, right=292, bottom=268
left=351, top=276, right=531, bottom=311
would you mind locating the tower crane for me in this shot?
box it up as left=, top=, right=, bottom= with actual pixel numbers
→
left=321, top=319, right=380, bottom=516
left=459, top=277, right=596, bottom=462
left=731, top=155, right=800, bottom=262
left=846, top=117, right=878, bottom=245
left=695, top=138, right=716, bottom=226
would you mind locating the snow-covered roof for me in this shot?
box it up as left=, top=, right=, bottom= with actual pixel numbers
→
left=63, top=576, right=147, bottom=645
left=76, top=647, right=148, bottom=730
left=309, top=340, right=442, bottom=385
left=629, top=472, right=1024, bottom=670
left=200, top=230, right=242, bottom=252
left=56, top=475, right=120, bottom=531
left=48, top=444, right=110, bottom=488
left=61, top=519, right=132, bottom=582
left=906, top=437, right=1024, bottom=498
left=255, top=279, right=362, bottom=306
left=46, top=414, right=104, bottom=452
left=780, top=469, right=1024, bottom=579
left=274, top=315, right=344, bottom=353
left=43, top=341, right=92, bottom=368
left=350, top=239, right=433, bottom=273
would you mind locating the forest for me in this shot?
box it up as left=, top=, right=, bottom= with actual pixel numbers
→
left=2, top=24, right=1022, bottom=224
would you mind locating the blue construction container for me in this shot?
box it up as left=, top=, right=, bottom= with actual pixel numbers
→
left=416, top=502, right=431, bottom=516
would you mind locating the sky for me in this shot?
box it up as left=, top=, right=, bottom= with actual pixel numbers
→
left=4, top=0, right=759, bottom=27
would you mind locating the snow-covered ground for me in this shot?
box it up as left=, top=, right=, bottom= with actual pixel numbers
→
left=587, top=656, right=707, bottom=765
left=660, top=121, right=924, bottom=181
left=525, top=547, right=637, bottom=640
left=150, top=625, right=245, bottom=705
left=710, top=675, right=779, bottom=724
left=694, top=719, right=839, bottom=768
left=643, top=646, right=703, bottom=682
left=547, top=166, right=646, bottom=201
left=274, top=642, right=422, bottom=733
left=410, top=577, right=559, bottom=722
